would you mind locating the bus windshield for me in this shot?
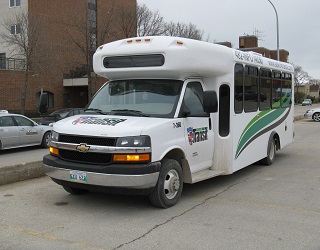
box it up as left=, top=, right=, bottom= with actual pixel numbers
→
left=87, top=79, right=183, bottom=118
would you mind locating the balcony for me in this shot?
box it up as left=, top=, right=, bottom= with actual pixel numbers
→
left=0, top=57, right=26, bottom=71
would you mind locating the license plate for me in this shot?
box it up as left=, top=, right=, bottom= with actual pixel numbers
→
left=70, top=170, right=87, bottom=183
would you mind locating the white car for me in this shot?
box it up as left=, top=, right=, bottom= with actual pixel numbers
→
left=302, top=99, right=312, bottom=106
left=0, top=111, right=52, bottom=150
left=304, top=107, right=320, bottom=122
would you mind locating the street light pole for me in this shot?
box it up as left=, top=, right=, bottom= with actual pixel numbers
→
left=267, top=0, right=279, bottom=61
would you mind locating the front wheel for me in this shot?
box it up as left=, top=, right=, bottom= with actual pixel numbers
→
left=261, top=137, right=276, bottom=166
left=149, top=159, right=183, bottom=208
left=312, top=113, right=320, bottom=122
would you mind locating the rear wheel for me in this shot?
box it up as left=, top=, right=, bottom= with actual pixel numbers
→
left=63, top=185, right=89, bottom=195
left=149, top=159, right=183, bottom=208
left=41, top=131, right=51, bottom=148
left=312, top=113, right=320, bottom=122
left=261, top=137, right=276, bottom=165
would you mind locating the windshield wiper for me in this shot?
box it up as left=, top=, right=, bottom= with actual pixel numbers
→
left=84, top=108, right=108, bottom=115
left=111, top=109, right=149, bottom=117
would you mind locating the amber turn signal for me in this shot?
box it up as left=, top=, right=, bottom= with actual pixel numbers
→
left=113, top=154, right=150, bottom=162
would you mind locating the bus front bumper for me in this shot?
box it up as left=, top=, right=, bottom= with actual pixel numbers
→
left=43, top=164, right=159, bottom=189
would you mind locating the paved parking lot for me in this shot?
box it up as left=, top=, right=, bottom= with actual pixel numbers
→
left=0, top=119, right=319, bottom=249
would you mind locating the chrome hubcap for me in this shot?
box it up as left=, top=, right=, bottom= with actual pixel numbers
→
left=163, top=169, right=180, bottom=200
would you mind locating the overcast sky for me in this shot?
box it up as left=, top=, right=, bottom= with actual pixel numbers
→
left=137, top=0, right=320, bottom=79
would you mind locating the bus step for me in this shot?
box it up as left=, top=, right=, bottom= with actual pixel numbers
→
left=191, top=169, right=225, bottom=183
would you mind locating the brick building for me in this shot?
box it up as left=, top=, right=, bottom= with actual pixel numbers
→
left=238, top=35, right=289, bottom=63
left=0, top=0, right=136, bottom=116
left=217, top=35, right=289, bottom=63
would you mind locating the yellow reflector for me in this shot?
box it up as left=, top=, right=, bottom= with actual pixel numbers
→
left=50, top=147, right=59, bottom=155
left=99, top=45, right=103, bottom=49
left=177, top=41, right=183, bottom=45
left=144, top=38, right=151, bottom=42
left=136, top=39, right=141, bottom=42
left=113, top=154, right=150, bottom=162
left=127, top=40, right=133, bottom=43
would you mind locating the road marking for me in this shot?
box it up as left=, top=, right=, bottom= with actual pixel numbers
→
left=0, top=224, right=106, bottom=250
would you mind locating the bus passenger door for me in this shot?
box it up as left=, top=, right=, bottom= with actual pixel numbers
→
left=182, top=81, right=214, bottom=173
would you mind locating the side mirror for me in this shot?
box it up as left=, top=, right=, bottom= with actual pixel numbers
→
left=39, top=93, right=48, bottom=114
left=203, top=91, right=218, bottom=113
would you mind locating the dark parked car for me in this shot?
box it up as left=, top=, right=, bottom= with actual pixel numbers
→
left=38, top=108, right=85, bottom=125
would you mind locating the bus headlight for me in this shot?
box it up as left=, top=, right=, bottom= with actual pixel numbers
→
left=51, top=131, right=59, bottom=142
left=116, top=135, right=151, bottom=147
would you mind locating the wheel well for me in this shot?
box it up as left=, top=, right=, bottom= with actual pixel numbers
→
left=162, top=148, right=185, bottom=166
left=273, top=133, right=280, bottom=150
left=162, top=148, right=193, bottom=183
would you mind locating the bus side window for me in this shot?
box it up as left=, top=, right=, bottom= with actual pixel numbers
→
left=234, top=63, right=243, bottom=114
left=260, top=69, right=272, bottom=110
left=244, top=66, right=258, bottom=113
left=219, top=84, right=230, bottom=137
left=272, top=71, right=281, bottom=108
left=281, top=73, right=292, bottom=108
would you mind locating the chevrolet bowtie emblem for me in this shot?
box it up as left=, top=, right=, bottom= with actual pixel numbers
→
left=76, top=143, right=90, bottom=153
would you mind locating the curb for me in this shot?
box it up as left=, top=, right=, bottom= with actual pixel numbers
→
left=0, top=161, right=45, bottom=186
left=294, top=115, right=305, bottom=121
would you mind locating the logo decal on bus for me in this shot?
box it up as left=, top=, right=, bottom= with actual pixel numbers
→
left=72, top=116, right=126, bottom=126
left=187, top=127, right=208, bottom=145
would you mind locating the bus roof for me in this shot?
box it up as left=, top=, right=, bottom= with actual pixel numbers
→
left=93, top=36, right=293, bottom=81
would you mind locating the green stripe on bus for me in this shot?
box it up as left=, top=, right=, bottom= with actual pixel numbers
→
left=235, top=94, right=291, bottom=159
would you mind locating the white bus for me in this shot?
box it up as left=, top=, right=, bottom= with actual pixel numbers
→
left=41, top=36, right=294, bottom=208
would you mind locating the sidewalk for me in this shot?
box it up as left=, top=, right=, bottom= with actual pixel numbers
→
left=0, top=105, right=317, bottom=186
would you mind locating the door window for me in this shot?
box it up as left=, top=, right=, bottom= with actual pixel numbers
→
left=183, top=82, right=206, bottom=116
left=0, top=116, right=15, bottom=127
left=13, top=116, right=34, bottom=126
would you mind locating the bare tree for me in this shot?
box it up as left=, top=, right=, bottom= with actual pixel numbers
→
left=137, top=4, right=166, bottom=36
left=292, top=63, right=309, bottom=92
left=111, top=1, right=137, bottom=39
left=136, top=4, right=204, bottom=40
left=0, top=10, right=41, bottom=114
left=57, top=1, right=137, bottom=99
left=164, top=22, right=203, bottom=40
left=59, top=1, right=97, bottom=99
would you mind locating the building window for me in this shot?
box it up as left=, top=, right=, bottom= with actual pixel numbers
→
left=9, top=0, right=20, bottom=7
left=10, top=24, right=21, bottom=35
left=0, top=53, right=6, bottom=69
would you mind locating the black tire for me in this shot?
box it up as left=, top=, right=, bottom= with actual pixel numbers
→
left=149, top=159, right=183, bottom=208
left=41, top=131, right=51, bottom=148
left=312, top=113, right=320, bottom=122
left=261, top=137, right=276, bottom=165
left=63, top=185, right=89, bottom=195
